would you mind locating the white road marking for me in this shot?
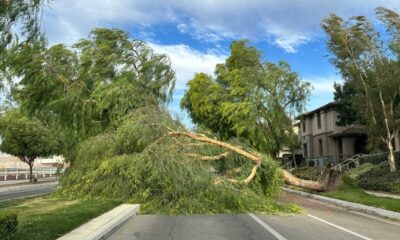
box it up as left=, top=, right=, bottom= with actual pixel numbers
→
left=247, top=213, right=287, bottom=240
left=307, top=214, right=373, bottom=240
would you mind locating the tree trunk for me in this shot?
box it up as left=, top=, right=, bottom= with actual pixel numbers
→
left=29, top=162, right=33, bottom=183
left=168, top=130, right=336, bottom=191
left=281, top=169, right=325, bottom=191
left=292, top=153, right=297, bottom=168
left=387, top=140, right=396, bottom=173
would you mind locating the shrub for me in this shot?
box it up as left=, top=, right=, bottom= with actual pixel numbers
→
left=358, top=151, right=400, bottom=165
left=357, top=162, right=400, bottom=194
left=0, top=212, right=18, bottom=240
left=291, top=166, right=324, bottom=181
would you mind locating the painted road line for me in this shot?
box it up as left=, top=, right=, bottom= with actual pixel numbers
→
left=247, top=213, right=287, bottom=240
left=307, top=214, right=373, bottom=240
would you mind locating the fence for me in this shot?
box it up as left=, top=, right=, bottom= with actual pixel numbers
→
left=0, top=167, right=60, bottom=181
left=304, top=154, right=352, bottom=167
left=358, top=151, right=400, bottom=165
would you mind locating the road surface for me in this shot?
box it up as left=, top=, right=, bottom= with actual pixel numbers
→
left=109, top=192, right=400, bottom=240
left=0, top=181, right=58, bottom=201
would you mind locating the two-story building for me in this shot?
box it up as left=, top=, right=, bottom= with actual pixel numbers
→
left=296, top=102, right=369, bottom=166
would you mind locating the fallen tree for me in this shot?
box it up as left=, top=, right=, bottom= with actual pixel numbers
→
left=58, top=107, right=336, bottom=214
left=167, top=129, right=337, bottom=191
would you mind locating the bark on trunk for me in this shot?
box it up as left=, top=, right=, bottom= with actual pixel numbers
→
left=29, top=163, right=33, bottom=183
left=168, top=130, right=334, bottom=191
left=281, top=169, right=326, bottom=191
left=387, top=141, right=396, bottom=173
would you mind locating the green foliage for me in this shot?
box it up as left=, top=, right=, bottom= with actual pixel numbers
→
left=0, top=109, right=54, bottom=161
left=357, top=162, right=400, bottom=193
left=333, top=81, right=364, bottom=126
left=291, top=166, right=325, bottom=181
left=346, top=163, right=374, bottom=180
left=0, top=196, right=120, bottom=240
left=0, top=0, right=47, bottom=50
left=322, top=8, right=400, bottom=155
left=58, top=107, right=287, bottom=214
left=0, top=212, right=17, bottom=240
left=320, top=175, right=400, bottom=212
left=358, top=152, right=400, bottom=165
left=181, top=40, right=310, bottom=157
left=5, top=28, right=175, bottom=157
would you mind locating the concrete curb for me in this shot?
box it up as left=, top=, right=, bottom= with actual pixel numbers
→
left=57, top=203, right=140, bottom=240
left=282, top=187, right=400, bottom=221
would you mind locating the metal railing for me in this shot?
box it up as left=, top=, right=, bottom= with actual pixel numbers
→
left=332, top=154, right=362, bottom=172
left=305, top=154, right=352, bottom=167
left=0, top=167, right=60, bottom=181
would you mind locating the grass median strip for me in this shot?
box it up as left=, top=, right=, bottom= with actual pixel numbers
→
left=286, top=176, right=400, bottom=213
left=0, top=195, right=122, bottom=240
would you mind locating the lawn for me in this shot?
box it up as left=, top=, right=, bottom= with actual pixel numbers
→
left=319, top=176, right=400, bottom=213
left=0, top=196, right=122, bottom=240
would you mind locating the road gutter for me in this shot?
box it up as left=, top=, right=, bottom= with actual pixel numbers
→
left=57, top=203, right=140, bottom=240
left=282, top=187, right=400, bottom=221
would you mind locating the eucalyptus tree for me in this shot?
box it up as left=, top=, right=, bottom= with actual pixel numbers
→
left=322, top=7, right=400, bottom=172
left=181, top=40, right=310, bottom=157
left=6, top=28, right=175, bottom=157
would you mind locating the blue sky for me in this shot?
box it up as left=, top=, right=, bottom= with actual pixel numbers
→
left=41, top=0, right=400, bottom=122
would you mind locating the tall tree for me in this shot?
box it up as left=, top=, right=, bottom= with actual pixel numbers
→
left=0, top=110, right=55, bottom=182
left=333, top=81, right=364, bottom=126
left=322, top=7, right=400, bottom=172
left=0, top=0, right=47, bottom=50
left=5, top=28, right=176, bottom=157
left=181, top=40, right=310, bottom=157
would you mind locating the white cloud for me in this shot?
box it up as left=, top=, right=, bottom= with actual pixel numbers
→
left=304, top=75, right=343, bottom=94
left=42, top=0, right=400, bottom=52
left=149, top=43, right=226, bottom=89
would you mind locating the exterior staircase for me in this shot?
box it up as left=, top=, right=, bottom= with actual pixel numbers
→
left=333, top=154, right=362, bottom=172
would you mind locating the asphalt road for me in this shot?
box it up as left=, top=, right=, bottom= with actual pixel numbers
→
left=108, top=193, right=400, bottom=240
left=0, top=181, right=58, bottom=201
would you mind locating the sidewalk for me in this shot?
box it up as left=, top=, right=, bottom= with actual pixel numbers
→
left=365, top=190, right=400, bottom=200
left=58, top=204, right=140, bottom=240
left=0, top=177, right=58, bottom=187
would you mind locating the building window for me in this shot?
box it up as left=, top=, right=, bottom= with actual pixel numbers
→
left=317, top=113, right=321, bottom=129
left=303, top=143, right=308, bottom=157
left=302, top=121, right=306, bottom=132
left=319, top=139, right=323, bottom=156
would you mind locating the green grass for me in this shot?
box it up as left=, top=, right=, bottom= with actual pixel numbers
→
left=319, top=176, right=400, bottom=213
left=0, top=196, right=122, bottom=240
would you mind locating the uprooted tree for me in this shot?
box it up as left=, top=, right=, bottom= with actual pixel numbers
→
left=3, top=28, right=336, bottom=214
left=58, top=107, right=333, bottom=214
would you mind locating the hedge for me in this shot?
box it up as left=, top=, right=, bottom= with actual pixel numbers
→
left=357, top=162, right=400, bottom=194
left=0, top=212, right=18, bottom=240
left=358, top=151, right=400, bottom=165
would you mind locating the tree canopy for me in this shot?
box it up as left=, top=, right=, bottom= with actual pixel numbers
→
left=0, top=0, right=47, bottom=51
left=181, top=40, right=310, bottom=157
left=5, top=28, right=176, bottom=156
left=0, top=109, right=55, bottom=181
left=322, top=7, right=400, bottom=172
